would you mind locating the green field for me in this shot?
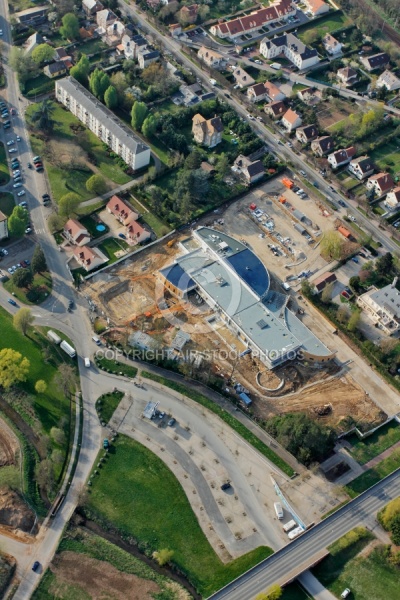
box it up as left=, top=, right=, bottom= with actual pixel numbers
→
left=96, top=390, right=124, bottom=425
left=142, top=371, right=295, bottom=476
left=0, top=192, right=15, bottom=217
left=313, top=528, right=399, bottom=600
left=86, top=436, right=273, bottom=596
left=0, top=142, right=10, bottom=185
left=298, top=11, right=352, bottom=40
left=33, top=526, right=191, bottom=600
left=24, top=74, right=55, bottom=99
left=95, top=355, right=138, bottom=379
left=97, top=237, right=129, bottom=264
left=370, top=139, right=400, bottom=176
left=128, top=194, right=171, bottom=237
left=345, top=449, right=400, bottom=498
left=4, top=272, right=52, bottom=305
left=346, top=421, right=400, bottom=465
left=27, top=102, right=131, bottom=203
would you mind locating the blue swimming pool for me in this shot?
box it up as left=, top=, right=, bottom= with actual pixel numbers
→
left=96, top=224, right=106, bottom=232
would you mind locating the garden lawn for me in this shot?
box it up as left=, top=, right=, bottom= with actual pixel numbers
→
left=346, top=421, right=400, bottom=465
left=79, top=215, right=109, bottom=238
left=96, top=355, right=137, bottom=379
left=370, top=139, right=400, bottom=175
left=97, top=237, right=129, bottom=264
left=4, top=272, right=52, bottom=305
left=298, top=11, right=351, bottom=40
left=96, top=391, right=124, bottom=425
left=142, top=371, right=294, bottom=476
left=86, top=436, right=273, bottom=596
left=0, top=142, right=10, bottom=185
left=345, top=448, right=400, bottom=498
left=24, top=74, right=55, bottom=99
left=0, top=192, right=15, bottom=217
left=312, top=528, right=398, bottom=600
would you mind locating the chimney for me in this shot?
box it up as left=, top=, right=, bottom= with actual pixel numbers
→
left=392, top=277, right=398, bottom=288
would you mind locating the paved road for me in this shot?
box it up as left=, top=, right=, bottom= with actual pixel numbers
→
left=208, top=468, right=400, bottom=600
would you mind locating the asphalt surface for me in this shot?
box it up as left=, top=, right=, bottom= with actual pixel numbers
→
left=208, top=468, right=400, bottom=600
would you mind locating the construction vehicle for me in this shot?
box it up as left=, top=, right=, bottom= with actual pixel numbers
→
left=281, top=177, right=294, bottom=189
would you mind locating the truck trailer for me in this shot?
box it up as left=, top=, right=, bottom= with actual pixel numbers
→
left=47, top=330, right=61, bottom=345
left=60, top=340, right=76, bottom=358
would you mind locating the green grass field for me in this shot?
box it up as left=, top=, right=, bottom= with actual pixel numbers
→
left=142, top=371, right=295, bottom=476
left=27, top=102, right=131, bottom=203
left=346, top=421, right=400, bottom=465
left=24, top=74, right=55, bottom=99
left=97, top=237, right=129, bottom=264
left=345, top=449, right=400, bottom=498
left=4, top=272, right=52, bottom=305
left=86, top=436, right=273, bottom=596
left=96, top=391, right=124, bottom=425
left=298, top=11, right=351, bottom=41
left=79, top=215, right=109, bottom=238
left=96, top=356, right=137, bottom=379
left=0, top=192, right=15, bottom=217
left=370, top=139, right=400, bottom=176
left=33, top=526, right=191, bottom=600
left=0, top=142, right=10, bottom=185
left=313, top=528, right=399, bottom=600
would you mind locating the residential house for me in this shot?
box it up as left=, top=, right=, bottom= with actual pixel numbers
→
left=55, top=47, right=71, bottom=62
left=126, top=220, right=151, bottom=246
left=43, top=61, right=68, bottom=78
left=106, top=195, right=139, bottom=225
left=357, top=277, right=400, bottom=335
left=24, top=32, right=43, bottom=55
left=323, top=33, right=342, bottom=55
left=311, top=135, right=334, bottom=157
left=169, top=23, right=182, bottom=38
left=232, top=154, right=265, bottom=184
left=180, top=4, right=199, bottom=24
left=327, top=146, right=356, bottom=169
left=264, top=101, right=286, bottom=119
left=138, top=48, right=160, bottom=69
left=104, top=20, right=125, bottom=46
left=385, top=187, right=400, bottom=208
left=0, top=211, right=8, bottom=240
left=15, top=6, right=49, bottom=26
left=119, top=34, right=147, bottom=60
left=295, top=124, right=318, bottom=144
left=72, top=245, right=108, bottom=272
left=366, top=172, right=394, bottom=198
left=376, top=70, right=400, bottom=92
left=63, top=219, right=91, bottom=247
left=210, top=0, right=295, bottom=40
left=232, top=66, right=255, bottom=88
left=247, top=83, right=269, bottom=103
left=297, top=87, right=316, bottom=103
left=312, top=271, right=337, bottom=293
left=260, top=32, right=319, bottom=70
left=96, top=9, right=118, bottom=30
left=337, top=66, right=358, bottom=86
left=198, top=46, right=223, bottom=68
left=264, top=81, right=286, bottom=102
left=82, top=0, right=103, bottom=15
left=303, top=0, right=330, bottom=16
left=348, top=155, right=374, bottom=180
left=192, top=113, right=223, bottom=148
left=56, top=77, right=151, bottom=171
left=281, top=108, right=302, bottom=131
left=361, top=52, right=389, bottom=72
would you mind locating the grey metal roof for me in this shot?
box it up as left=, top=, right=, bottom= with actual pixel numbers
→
left=369, top=283, right=400, bottom=317
left=56, top=77, right=150, bottom=156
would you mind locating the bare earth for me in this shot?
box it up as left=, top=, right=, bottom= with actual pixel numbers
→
left=0, top=417, right=19, bottom=467
left=50, top=551, right=161, bottom=600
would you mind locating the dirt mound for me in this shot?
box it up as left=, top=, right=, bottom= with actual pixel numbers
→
left=50, top=551, right=161, bottom=600
left=0, top=487, right=37, bottom=533
left=0, top=418, right=19, bottom=467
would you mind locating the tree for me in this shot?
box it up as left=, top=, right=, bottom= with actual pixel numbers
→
left=0, top=348, right=30, bottom=389
left=13, top=308, right=34, bottom=336
left=302, top=29, right=320, bottom=46
left=60, top=13, right=79, bottom=40
left=50, top=426, right=66, bottom=446
left=12, top=268, right=33, bottom=288
left=184, top=149, right=203, bottom=170
left=86, top=174, right=107, bottom=195
left=216, top=153, right=230, bottom=179
left=255, top=585, right=283, bottom=600
left=320, top=231, right=345, bottom=260
left=198, top=4, right=210, bottom=20
left=30, top=99, right=55, bottom=132
left=51, top=449, right=64, bottom=465
left=55, top=364, right=75, bottom=398
left=59, top=192, right=81, bottom=217
left=9, top=47, right=39, bottom=83
left=35, top=458, right=54, bottom=495
left=376, top=252, right=394, bottom=278
left=321, top=282, right=334, bottom=304
left=379, top=338, right=398, bottom=357
left=104, top=85, right=118, bottom=109
left=347, top=308, right=361, bottom=333
left=142, top=115, right=157, bottom=139
left=153, top=548, right=174, bottom=566
left=35, top=380, right=47, bottom=394
left=300, top=279, right=315, bottom=297
left=47, top=213, right=66, bottom=233
left=380, top=497, right=400, bottom=530
left=70, top=54, right=90, bottom=86
left=8, top=206, right=29, bottom=237
left=31, top=245, right=48, bottom=275
left=31, top=44, right=55, bottom=65
left=131, top=101, right=148, bottom=131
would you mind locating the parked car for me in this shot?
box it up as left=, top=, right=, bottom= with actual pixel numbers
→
left=8, top=298, right=17, bottom=306
left=351, top=256, right=359, bottom=263
left=341, top=590, right=351, bottom=599
left=16, top=135, right=21, bottom=142
left=8, top=148, right=17, bottom=154
left=25, top=227, right=32, bottom=234
left=27, top=162, right=32, bottom=169
left=32, top=156, right=41, bottom=162
left=168, top=418, right=176, bottom=427
left=118, top=233, right=126, bottom=239
left=6, top=140, right=14, bottom=146
left=19, top=201, right=27, bottom=207
left=13, top=182, right=22, bottom=188
left=221, top=482, right=232, bottom=491
left=17, top=190, right=26, bottom=197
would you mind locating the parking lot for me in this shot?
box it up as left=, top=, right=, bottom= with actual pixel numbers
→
left=0, top=237, right=37, bottom=274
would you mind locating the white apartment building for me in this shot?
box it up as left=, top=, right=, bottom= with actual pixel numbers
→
left=357, top=277, right=400, bottom=335
left=55, top=77, right=150, bottom=171
left=260, top=32, right=319, bottom=70
left=0, top=211, right=8, bottom=240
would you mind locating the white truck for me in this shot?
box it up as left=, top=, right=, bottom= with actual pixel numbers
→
left=283, top=519, right=297, bottom=533
left=270, top=63, right=281, bottom=70
left=47, top=330, right=61, bottom=345
left=60, top=340, right=76, bottom=358
left=288, top=526, right=304, bottom=540
left=274, top=502, right=284, bottom=519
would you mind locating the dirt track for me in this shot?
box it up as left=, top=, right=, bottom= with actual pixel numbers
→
left=0, top=418, right=19, bottom=467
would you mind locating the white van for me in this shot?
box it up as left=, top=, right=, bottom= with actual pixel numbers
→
left=274, top=502, right=284, bottom=519
left=92, top=336, right=101, bottom=345
left=84, top=357, right=90, bottom=368
left=283, top=519, right=297, bottom=533
left=288, top=526, right=303, bottom=540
